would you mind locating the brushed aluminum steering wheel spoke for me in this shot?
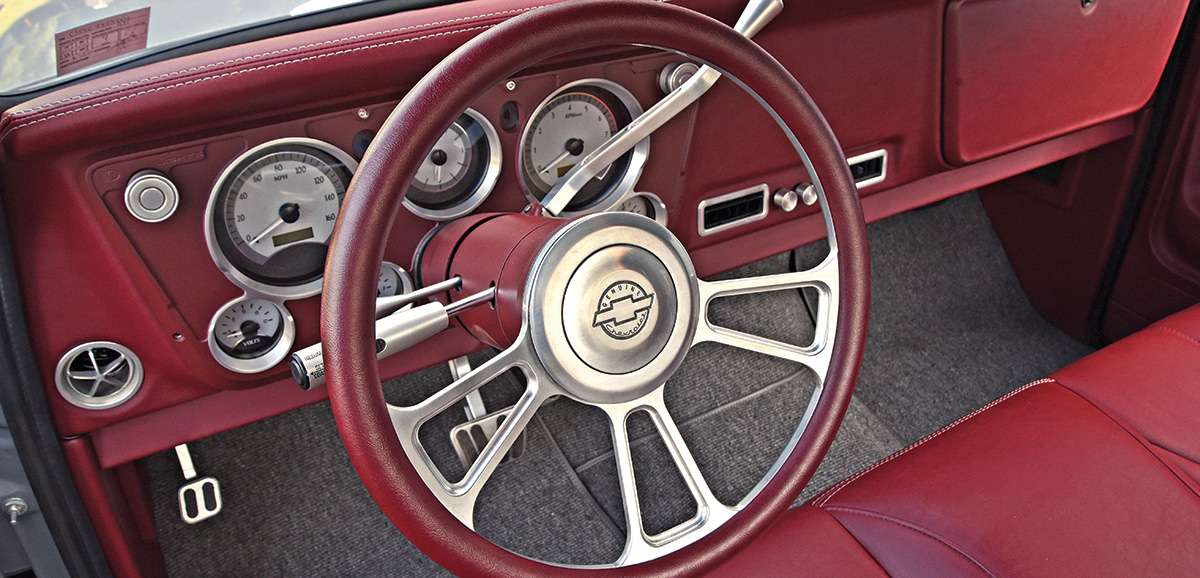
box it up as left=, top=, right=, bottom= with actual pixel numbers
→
left=602, top=390, right=737, bottom=566
left=387, top=340, right=552, bottom=528
left=693, top=253, right=839, bottom=382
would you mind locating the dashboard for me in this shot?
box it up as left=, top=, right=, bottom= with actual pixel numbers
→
left=88, top=49, right=813, bottom=392
left=0, top=0, right=1184, bottom=469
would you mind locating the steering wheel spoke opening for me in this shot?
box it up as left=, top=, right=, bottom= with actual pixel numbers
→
left=604, top=391, right=739, bottom=565
left=387, top=342, right=550, bottom=528
left=695, top=254, right=839, bottom=383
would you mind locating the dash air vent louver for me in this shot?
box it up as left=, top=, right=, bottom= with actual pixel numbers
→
left=55, top=342, right=143, bottom=410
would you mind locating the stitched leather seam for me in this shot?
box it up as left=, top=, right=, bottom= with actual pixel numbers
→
left=1148, top=439, right=1200, bottom=476
left=1151, top=325, right=1200, bottom=349
left=1, top=0, right=676, bottom=142
left=1053, top=381, right=1200, bottom=501
left=1, top=5, right=543, bottom=122
left=814, top=378, right=1054, bottom=507
left=824, top=506, right=998, bottom=578
left=0, top=24, right=494, bottom=143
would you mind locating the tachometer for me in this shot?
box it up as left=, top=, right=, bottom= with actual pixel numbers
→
left=519, top=80, right=649, bottom=216
left=403, top=109, right=501, bottom=221
left=206, top=138, right=357, bottom=298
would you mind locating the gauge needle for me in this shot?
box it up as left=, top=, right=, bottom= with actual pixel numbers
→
left=539, top=138, right=586, bottom=176
left=248, top=218, right=285, bottom=245
left=248, top=203, right=301, bottom=245
left=539, top=152, right=571, bottom=175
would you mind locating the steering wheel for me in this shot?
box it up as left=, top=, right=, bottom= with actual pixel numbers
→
left=321, top=0, right=869, bottom=575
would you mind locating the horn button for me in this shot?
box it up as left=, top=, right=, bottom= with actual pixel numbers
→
left=562, top=246, right=675, bottom=374
left=526, top=213, right=698, bottom=405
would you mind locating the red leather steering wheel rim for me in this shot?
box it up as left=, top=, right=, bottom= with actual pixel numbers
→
left=322, top=1, right=870, bottom=575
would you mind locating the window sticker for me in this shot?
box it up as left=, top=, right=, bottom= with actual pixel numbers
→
left=54, top=7, right=151, bottom=77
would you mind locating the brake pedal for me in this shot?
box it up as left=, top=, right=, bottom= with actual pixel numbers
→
left=448, top=357, right=526, bottom=469
left=450, top=407, right=527, bottom=469
left=175, top=444, right=222, bottom=524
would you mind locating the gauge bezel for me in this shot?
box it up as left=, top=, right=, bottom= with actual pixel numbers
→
left=614, top=191, right=669, bottom=227
left=403, top=108, right=502, bottom=221
left=207, top=295, right=296, bottom=374
left=205, top=137, right=358, bottom=300
left=518, top=79, right=650, bottom=218
left=379, top=261, right=416, bottom=300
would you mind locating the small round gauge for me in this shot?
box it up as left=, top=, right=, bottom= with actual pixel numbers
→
left=377, top=261, right=415, bottom=298
left=612, top=192, right=668, bottom=226
left=519, top=79, right=649, bottom=217
left=403, top=109, right=501, bottom=221
left=206, top=138, right=357, bottom=298
left=213, top=298, right=285, bottom=359
left=207, top=297, right=296, bottom=374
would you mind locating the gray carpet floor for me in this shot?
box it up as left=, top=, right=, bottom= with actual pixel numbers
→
left=147, top=191, right=1093, bottom=575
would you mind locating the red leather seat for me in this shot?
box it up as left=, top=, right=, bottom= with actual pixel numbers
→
left=1051, top=305, right=1200, bottom=489
left=710, top=505, right=891, bottom=578
left=714, top=304, right=1200, bottom=577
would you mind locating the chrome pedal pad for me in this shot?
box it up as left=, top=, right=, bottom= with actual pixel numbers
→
left=450, top=407, right=526, bottom=469
left=175, top=444, right=222, bottom=524
left=178, top=477, right=222, bottom=524
left=447, top=356, right=527, bottom=469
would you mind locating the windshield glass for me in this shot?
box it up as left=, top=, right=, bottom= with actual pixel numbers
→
left=0, top=0, right=366, bottom=94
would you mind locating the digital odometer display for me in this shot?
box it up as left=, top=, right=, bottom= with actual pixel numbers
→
left=271, top=227, right=315, bottom=248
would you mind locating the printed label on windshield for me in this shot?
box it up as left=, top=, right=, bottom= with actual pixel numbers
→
left=54, top=7, right=151, bottom=77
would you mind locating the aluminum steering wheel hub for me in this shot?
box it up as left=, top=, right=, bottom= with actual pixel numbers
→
left=528, top=212, right=698, bottom=404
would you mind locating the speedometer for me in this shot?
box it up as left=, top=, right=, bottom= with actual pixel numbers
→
left=205, top=138, right=357, bottom=298
left=518, top=79, right=649, bottom=217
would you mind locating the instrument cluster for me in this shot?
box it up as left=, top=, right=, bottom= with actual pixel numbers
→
left=198, top=77, right=666, bottom=373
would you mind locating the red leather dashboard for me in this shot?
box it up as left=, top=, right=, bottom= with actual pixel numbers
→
left=0, top=0, right=1185, bottom=466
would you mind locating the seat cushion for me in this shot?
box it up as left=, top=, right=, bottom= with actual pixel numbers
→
left=1052, top=306, right=1200, bottom=487
left=712, top=304, right=1200, bottom=577
left=813, top=381, right=1200, bottom=577
left=710, top=505, right=890, bottom=577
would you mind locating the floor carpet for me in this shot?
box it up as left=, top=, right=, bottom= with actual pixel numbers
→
left=147, top=191, right=1093, bottom=575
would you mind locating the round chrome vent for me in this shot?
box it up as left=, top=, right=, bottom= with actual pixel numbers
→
left=54, top=342, right=143, bottom=410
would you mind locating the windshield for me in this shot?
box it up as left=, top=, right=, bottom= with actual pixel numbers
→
left=0, top=0, right=367, bottom=94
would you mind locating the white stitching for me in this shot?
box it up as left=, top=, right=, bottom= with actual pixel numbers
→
left=1152, top=325, right=1200, bottom=349
left=1, top=0, right=676, bottom=138
left=1, top=24, right=495, bottom=141
left=814, top=378, right=1055, bottom=507
left=2, top=6, right=542, bottom=121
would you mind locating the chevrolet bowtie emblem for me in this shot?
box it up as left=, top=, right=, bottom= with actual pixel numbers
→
left=593, top=281, right=655, bottom=340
